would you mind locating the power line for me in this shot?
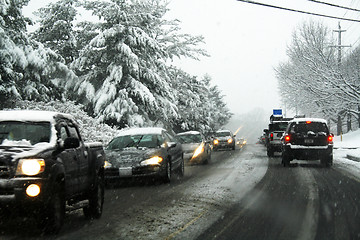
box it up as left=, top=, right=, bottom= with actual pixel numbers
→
left=236, top=0, right=360, bottom=23
left=308, top=0, right=360, bottom=12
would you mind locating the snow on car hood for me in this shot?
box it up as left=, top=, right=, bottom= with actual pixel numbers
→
left=105, top=148, right=161, bottom=168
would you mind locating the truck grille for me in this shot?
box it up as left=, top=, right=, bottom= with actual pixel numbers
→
left=0, top=166, right=10, bottom=179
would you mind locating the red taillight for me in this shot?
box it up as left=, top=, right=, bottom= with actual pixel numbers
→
left=284, top=135, right=290, bottom=143
left=270, top=133, right=274, bottom=141
left=306, top=121, right=312, bottom=124
left=328, top=136, right=333, bottom=143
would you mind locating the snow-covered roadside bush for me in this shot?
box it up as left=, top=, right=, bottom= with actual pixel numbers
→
left=10, top=100, right=118, bottom=144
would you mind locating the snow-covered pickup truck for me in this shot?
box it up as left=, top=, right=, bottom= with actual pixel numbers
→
left=0, top=110, right=105, bottom=234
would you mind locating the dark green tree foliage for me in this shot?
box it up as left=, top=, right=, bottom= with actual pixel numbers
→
left=0, top=0, right=75, bottom=109
left=32, top=0, right=78, bottom=65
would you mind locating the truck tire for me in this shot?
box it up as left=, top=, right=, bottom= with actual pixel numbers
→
left=267, top=147, right=274, bottom=157
left=281, top=151, right=291, bottom=167
left=83, top=174, right=104, bottom=219
left=38, top=187, right=65, bottom=234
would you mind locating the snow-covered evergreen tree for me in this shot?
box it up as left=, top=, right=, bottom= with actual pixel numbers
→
left=169, top=68, right=232, bottom=134
left=0, top=0, right=76, bottom=109
left=71, top=0, right=207, bottom=129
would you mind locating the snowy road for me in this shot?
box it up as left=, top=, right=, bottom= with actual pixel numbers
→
left=1, top=144, right=359, bottom=239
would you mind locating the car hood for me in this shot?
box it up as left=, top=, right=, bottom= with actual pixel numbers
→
left=181, top=143, right=201, bottom=152
left=0, top=144, right=54, bottom=163
left=216, top=136, right=231, bottom=141
left=105, top=148, right=161, bottom=168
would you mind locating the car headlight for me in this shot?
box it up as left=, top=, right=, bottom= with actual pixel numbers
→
left=192, top=143, right=205, bottom=159
left=104, top=160, right=112, bottom=168
left=227, top=138, right=233, bottom=144
left=140, top=156, right=163, bottom=166
left=16, top=159, right=45, bottom=176
left=213, top=139, right=219, bottom=145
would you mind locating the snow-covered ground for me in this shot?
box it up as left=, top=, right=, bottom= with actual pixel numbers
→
left=333, top=130, right=360, bottom=180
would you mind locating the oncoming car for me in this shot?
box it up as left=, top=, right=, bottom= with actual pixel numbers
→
left=281, top=118, right=334, bottom=167
left=212, top=130, right=236, bottom=151
left=104, top=127, right=184, bottom=183
left=175, top=131, right=211, bottom=164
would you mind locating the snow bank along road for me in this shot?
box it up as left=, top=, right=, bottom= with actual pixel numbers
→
left=1, top=144, right=359, bottom=239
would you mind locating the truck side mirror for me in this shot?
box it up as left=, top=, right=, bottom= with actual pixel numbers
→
left=64, top=137, right=80, bottom=149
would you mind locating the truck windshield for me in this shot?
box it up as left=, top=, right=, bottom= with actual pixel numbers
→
left=269, top=122, right=288, bottom=131
left=0, top=121, right=51, bottom=146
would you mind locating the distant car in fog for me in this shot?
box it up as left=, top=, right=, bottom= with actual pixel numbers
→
left=236, top=138, right=247, bottom=147
left=104, top=127, right=184, bottom=183
left=212, top=130, right=236, bottom=151
left=175, top=131, right=211, bottom=164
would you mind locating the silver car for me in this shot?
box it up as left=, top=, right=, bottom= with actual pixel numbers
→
left=176, top=131, right=211, bottom=164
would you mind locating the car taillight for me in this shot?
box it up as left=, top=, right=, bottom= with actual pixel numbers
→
left=270, top=133, right=273, bottom=141
left=328, top=135, right=333, bottom=143
left=284, top=135, right=290, bottom=143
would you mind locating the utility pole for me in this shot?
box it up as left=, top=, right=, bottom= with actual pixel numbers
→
left=333, top=22, right=351, bottom=66
left=332, top=22, right=351, bottom=135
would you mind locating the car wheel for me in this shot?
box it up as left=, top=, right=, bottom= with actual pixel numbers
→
left=177, top=156, right=185, bottom=177
left=204, top=152, right=211, bottom=164
left=267, top=147, right=274, bottom=157
left=321, top=155, right=333, bottom=167
left=281, top=153, right=290, bottom=167
left=38, top=187, right=65, bottom=234
left=162, top=160, right=171, bottom=183
left=83, top=173, right=104, bottom=219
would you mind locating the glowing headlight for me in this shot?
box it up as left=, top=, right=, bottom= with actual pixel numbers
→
left=104, top=160, right=112, bottom=168
left=140, top=156, right=163, bottom=166
left=213, top=139, right=219, bottom=145
left=26, top=184, right=41, bottom=197
left=16, top=159, right=45, bottom=176
left=227, top=138, right=233, bottom=144
left=192, top=143, right=205, bottom=159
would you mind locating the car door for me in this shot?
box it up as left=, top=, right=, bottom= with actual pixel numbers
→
left=57, top=122, right=79, bottom=197
left=67, top=121, right=90, bottom=193
left=163, top=131, right=182, bottom=170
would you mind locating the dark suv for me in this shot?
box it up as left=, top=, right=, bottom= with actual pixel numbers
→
left=281, top=118, right=333, bottom=167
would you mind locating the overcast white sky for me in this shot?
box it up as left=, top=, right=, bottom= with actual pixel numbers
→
left=23, top=0, right=360, bottom=117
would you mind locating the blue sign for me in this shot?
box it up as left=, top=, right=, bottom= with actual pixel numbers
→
left=273, top=109, right=282, bottom=116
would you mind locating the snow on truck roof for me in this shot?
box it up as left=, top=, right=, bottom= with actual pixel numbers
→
left=116, top=127, right=166, bottom=137
left=289, top=118, right=328, bottom=124
left=0, top=110, right=73, bottom=122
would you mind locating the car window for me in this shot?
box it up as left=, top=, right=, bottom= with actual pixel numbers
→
left=215, top=132, right=231, bottom=137
left=107, top=134, right=160, bottom=149
left=291, top=122, right=329, bottom=134
left=176, top=134, right=203, bottom=143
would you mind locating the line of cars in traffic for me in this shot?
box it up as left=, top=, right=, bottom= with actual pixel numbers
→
left=262, top=112, right=334, bottom=167
left=104, top=128, right=245, bottom=184
left=0, top=110, right=246, bottom=234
